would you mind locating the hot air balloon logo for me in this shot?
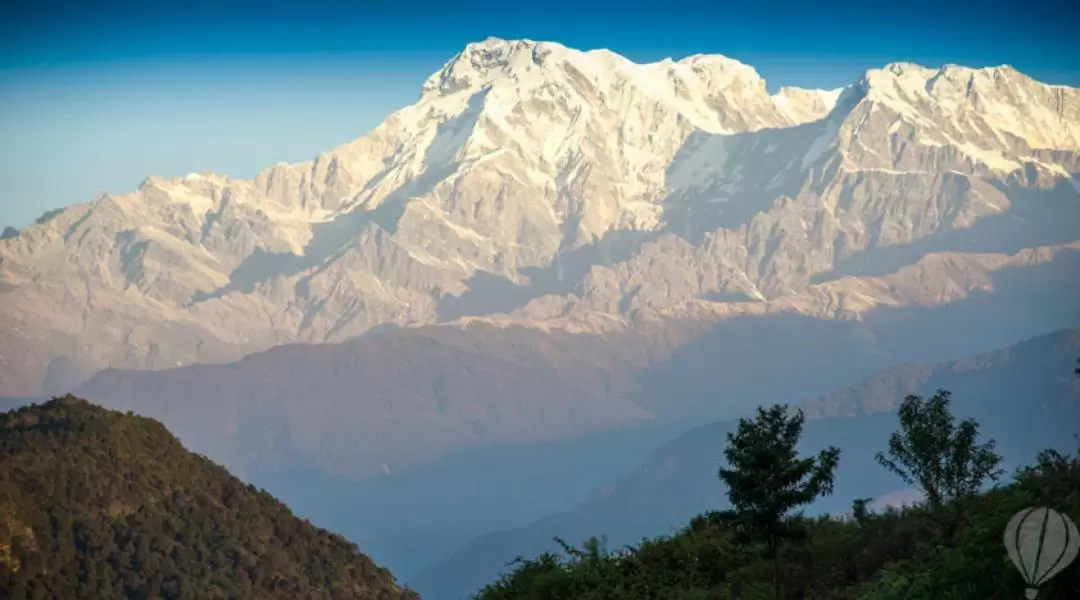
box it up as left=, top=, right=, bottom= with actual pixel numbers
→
left=1003, top=506, right=1079, bottom=599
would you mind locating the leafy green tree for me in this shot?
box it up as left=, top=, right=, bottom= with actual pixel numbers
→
left=875, top=390, right=1003, bottom=512
left=851, top=497, right=872, bottom=526
left=717, top=404, right=841, bottom=599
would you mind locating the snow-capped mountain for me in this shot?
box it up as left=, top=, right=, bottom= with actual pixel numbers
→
left=519, top=61, right=1080, bottom=315
left=1, top=38, right=1079, bottom=395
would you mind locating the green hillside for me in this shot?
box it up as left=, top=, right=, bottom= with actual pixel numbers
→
left=0, top=395, right=416, bottom=600
left=475, top=426, right=1080, bottom=599
left=476, top=360, right=1080, bottom=599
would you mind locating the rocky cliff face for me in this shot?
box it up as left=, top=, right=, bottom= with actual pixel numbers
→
left=1, top=38, right=1078, bottom=395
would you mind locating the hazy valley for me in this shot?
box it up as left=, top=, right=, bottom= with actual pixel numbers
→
left=410, top=328, right=1080, bottom=598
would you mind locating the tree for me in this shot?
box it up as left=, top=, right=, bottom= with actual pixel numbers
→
left=718, top=404, right=841, bottom=599
left=851, top=497, right=872, bottom=526
left=875, top=390, right=1002, bottom=512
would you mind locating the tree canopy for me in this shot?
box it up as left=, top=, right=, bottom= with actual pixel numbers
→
left=875, top=390, right=1003, bottom=510
left=475, top=443, right=1080, bottom=599
left=475, top=388, right=1079, bottom=599
left=0, top=395, right=416, bottom=600
left=717, top=404, right=840, bottom=597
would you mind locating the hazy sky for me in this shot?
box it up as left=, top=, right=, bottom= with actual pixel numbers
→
left=2, top=0, right=1077, bottom=228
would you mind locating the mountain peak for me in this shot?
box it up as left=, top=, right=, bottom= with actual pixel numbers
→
left=457, top=36, right=549, bottom=64
left=862, top=61, right=1032, bottom=95
left=421, top=38, right=567, bottom=96
left=464, top=36, right=539, bottom=52
left=676, top=53, right=753, bottom=70
left=844, top=60, right=1080, bottom=151
left=421, top=40, right=767, bottom=101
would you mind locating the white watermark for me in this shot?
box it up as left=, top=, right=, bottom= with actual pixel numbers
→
left=1003, top=507, right=1079, bottom=599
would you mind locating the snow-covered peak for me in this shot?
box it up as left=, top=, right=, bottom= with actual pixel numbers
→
left=865, top=61, right=1024, bottom=95
left=676, top=53, right=754, bottom=71
left=666, top=53, right=769, bottom=94
left=860, top=61, right=1058, bottom=102
left=880, top=61, right=938, bottom=78
left=421, top=39, right=771, bottom=105
left=468, top=36, right=533, bottom=51
left=421, top=38, right=568, bottom=96
left=845, top=61, right=1080, bottom=151
left=415, top=38, right=821, bottom=146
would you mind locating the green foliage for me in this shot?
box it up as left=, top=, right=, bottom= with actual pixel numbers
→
left=851, top=498, right=872, bottom=526
left=476, top=448, right=1080, bottom=599
left=717, top=404, right=840, bottom=597
left=718, top=405, right=841, bottom=542
left=476, top=389, right=1080, bottom=599
left=0, top=395, right=417, bottom=600
left=875, top=390, right=1003, bottom=510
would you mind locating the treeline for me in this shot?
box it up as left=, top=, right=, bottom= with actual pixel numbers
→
left=475, top=363, right=1080, bottom=599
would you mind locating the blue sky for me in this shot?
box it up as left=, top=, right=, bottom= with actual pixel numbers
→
left=2, top=0, right=1077, bottom=228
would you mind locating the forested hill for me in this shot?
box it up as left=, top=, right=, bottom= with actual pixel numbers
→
left=0, top=395, right=417, bottom=600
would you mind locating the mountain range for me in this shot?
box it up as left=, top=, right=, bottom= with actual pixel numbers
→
left=3, top=38, right=1078, bottom=397
left=2, top=36, right=1079, bottom=592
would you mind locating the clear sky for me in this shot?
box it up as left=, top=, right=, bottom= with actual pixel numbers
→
left=2, top=0, right=1078, bottom=228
